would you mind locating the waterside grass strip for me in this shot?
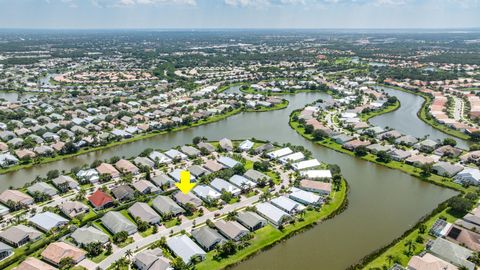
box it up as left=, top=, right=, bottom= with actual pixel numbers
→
left=289, top=110, right=469, bottom=194
left=378, top=84, right=471, bottom=141
left=360, top=100, right=400, bottom=122
left=195, top=179, right=349, bottom=270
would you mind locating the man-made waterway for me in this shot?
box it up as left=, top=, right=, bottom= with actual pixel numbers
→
left=371, top=86, right=470, bottom=149
left=0, top=86, right=457, bottom=270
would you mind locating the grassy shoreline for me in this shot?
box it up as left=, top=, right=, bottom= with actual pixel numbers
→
left=0, top=107, right=243, bottom=175
left=290, top=110, right=468, bottom=193
left=195, top=178, right=349, bottom=270
left=245, top=100, right=289, bottom=112
left=360, top=100, right=401, bottom=122
left=378, top=84, right=471, bottom=141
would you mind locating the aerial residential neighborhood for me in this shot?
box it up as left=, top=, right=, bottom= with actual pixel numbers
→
left=0, top=1, right=479, bottom=270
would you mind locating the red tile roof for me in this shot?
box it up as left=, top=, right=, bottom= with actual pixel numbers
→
left=88, top=189, right=113, bottom=209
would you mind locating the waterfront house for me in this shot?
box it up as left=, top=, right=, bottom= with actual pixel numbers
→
left=299, top=180, right=332, bottom=195
left=432, top=162, right=464, bottom=177
left=197, top=142, right=215, bottom=153
left=238, top=140, right=254, bottom=151
left=148, top=151, right=172, bottom=164
left=219, top=138, right=233, bottom=151
left=255, top=202, right=291, bottom=227
left=115, top=159, right=139, bottom=175
left=180, top=145, right=201, bottom=157
left=101, top=211, right=138, bottom=235
left=299, top=170, right=332, bottom=180
left=236, top=211, right=266, bottom=231
left=454, top=167, right=480, bottom=186
left=96, top=163, right=120, bottom=179
left=71, top=226, right=109, bottom=246
left=133, top=248, right=172, bottom=270
left=292, top=159, right=321, bottom=171
left=395, top=135, right=419, bottom=146
left=414, top=139, right=438, bottom=153
left=191, top=226, right=225, bottom=251
left=267, top=147, right=293, bottom=159
left=0, top=189, right=34, bottom=206
left=152, top=195, right=185, bottom=217
left=289, top=187, right=322, bottom=206
left=332, top=134, right=355, bottom=144
left=342, top=139, right=371, bottom=151
left=271, top=196, right=306, bottom=214
left=214, top=220, right=249, bottom=241
left=0, top=225, right=42, bottom=247
left=128, top=202, right=161, bottom=224
left=88, top=189, right=114, bottom=210
left=52, top=175, right=78, bottom=191
left=133, top=156, right=155, bottom=169
left=388, top=148, right=412, bottom=161
left=0, top=204, right=8, bottom=216
left=29, top=212, right=68, bottom=232
left=164, top=149, right=188, bottom=160
left=76, top=169, right=99, bottom=184
left=41, top=242, right=86, bottom=266
left=434, top=145, right=463, bottom=158
left=166, top=235, right=206, bottom=264
left=27, top=182, right=58, bottom=197
left=279, top=152, right=305, bottom=164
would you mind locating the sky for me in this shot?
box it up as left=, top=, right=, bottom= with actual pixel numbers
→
left=0, top=0, right=479, bottom=29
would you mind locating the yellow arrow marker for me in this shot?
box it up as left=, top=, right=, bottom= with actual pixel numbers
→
left=175, top=170, right=196, bottom=194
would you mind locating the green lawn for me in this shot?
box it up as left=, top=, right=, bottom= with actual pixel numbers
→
left=196, top=179, right=347, bottom=270
left=90, top=250, right=110, bottom=263
left=289, top=111, right=469, bottom=193
left=245, top=100, right=289, bottom=112
left=360, top=101, right=400, bottom=122
left=378, top=84, right=471, bottom=140
left=363, top=207, right=458, bottom=269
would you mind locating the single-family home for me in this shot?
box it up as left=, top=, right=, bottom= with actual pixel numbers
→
left=71, top=226, right=109, bottom=246
left=191, top=226, right=225, bottom=251
left=128, top=202, right=161, bottom=224
left=101, top=211, right=138, bottom=235
left=166, top=235, right=206, bottom=264
left=152, top=196, right=185, bottom=217
left=41, top=242, right=86, bottom=266
left=29, top=212, right=68, bottom=232
left=236, top=211, right=267, bottom=231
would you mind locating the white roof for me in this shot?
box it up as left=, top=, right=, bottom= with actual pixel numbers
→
left=279, top=152, right=305, bottom=163
left=166, top=235, right=206, bottom=264
left=193, top=185, right=221, bottom=200
left=229, top=175, right=256, bottom=188
left=300, top=170, right=332, bottom=179
left=292, top=159, right=321, bottom=170
left=267, top=147, right=293, bottom=159
left=289, top=187, right=322, bottom=205
left=256, top=202, right=291, bottom=223
left=271, top=196, right=305, bottom=213
left=210, top=178, right=241, bottom=195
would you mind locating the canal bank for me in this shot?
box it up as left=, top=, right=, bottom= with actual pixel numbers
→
left=0, top=88, right=458, bottom=270
left=370, top=85, right=472, bottom=149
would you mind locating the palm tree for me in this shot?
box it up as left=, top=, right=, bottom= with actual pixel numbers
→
left=125, top=249, right=133, bottom=260
left=404, top=239, right=415, bottom=255
left=386, top=254, right=394, bottom=266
